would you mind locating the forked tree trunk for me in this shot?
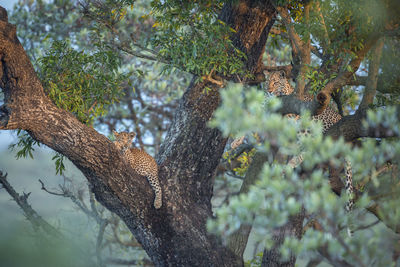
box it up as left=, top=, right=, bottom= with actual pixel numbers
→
left=0, top=2, right=277, bottom=266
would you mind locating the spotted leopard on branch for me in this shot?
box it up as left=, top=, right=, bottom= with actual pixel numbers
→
left=113, top=130, right=162, bottom=209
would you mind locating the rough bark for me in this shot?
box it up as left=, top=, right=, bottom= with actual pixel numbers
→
left=219, top=0, right=276, bottom=76
left=359, top=38, right=384, bottom=110
left=261, top=210, right=306, bottom=267
left=325, top=109, right=400, bottom=142
left=275, top=4, right=311, bottom=98
left=0, top=1, right=277, bottom=266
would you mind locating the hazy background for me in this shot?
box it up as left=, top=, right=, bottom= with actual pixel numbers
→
left=0, top=0, right=86, bottom=229
left=0, top=4, right=100, bottom=263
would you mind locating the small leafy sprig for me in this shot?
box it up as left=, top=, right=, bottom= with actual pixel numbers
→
left=8, top=130, right=40, bottom=159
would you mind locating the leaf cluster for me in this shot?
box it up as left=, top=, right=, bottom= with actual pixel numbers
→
left=208, top=84, right=400, bottom=265
left=8, top=130, right=40, bottom=159
left=150, top=0, right=246, bottom=76
left=38, top=40, right=125, bottom=124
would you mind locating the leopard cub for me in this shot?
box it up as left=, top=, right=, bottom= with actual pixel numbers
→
left=113, top=130, right=162, bottom=209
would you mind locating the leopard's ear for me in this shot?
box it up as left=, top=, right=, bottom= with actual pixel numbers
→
left=112, top=130, right=118, bottom=137
left=129, top=132, right=136, bottom=139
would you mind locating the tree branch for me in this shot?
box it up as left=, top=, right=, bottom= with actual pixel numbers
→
left=0, top=170, right=63, bottom=238
left=116, top=42, right=170, bottom=65
left=0, top=7, right=193, bottom=264
left=317, top=33, right=380, bottom=107
left=367, top=204, right=400, bottom=234
left=325, top=108, right=400, bottom=142
left=1, top=2, right=279, bottom=265
left=96, top=219, right=109, bottom=267
left=275, top=6, right=305, bottom=59
left=261, top=210, right=306, bottom=267
left=346, top=75, right=368, bottom=86
left=317, top=246, right=354, bottom=267
left=310, top=45, right=324, bottom=59
left=358, top=38, right=384, bottom=110
left=314, top=1, right=331, bottom=50
left=276, top=95, right=326, bottom=116
left=275, top=4, right=311, bottom=97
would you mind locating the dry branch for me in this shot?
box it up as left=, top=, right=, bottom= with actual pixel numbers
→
left=0, top=170, right=63, bottom=238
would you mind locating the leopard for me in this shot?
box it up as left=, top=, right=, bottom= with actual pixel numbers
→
left=230, top=70, right=355, bottom=235
left=113, top=130, right=162, bottom=209
left=265, top=70, right=355, bottom=234
left=265, top=70, right=342, bottom=133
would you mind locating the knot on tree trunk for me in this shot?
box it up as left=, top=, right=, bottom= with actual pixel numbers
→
left=316, top=91, right=331, bottom=115
left=0, top=105, right=11, bottom=128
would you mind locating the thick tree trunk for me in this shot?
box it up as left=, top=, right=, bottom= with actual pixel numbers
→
left=0, top=1, right=277, bottom=266
left=261, top=211, right=306, bottom=267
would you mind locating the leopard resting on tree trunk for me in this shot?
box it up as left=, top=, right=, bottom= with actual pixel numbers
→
left=113, top=131, right=162, bottom=209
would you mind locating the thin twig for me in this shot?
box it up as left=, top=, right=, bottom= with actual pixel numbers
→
left=326, top=217, right=367, bottom=267
left=39, top=178, right=102, bottom=223
left=353, top=220, right=380, bottom=232
left=359, top=163, right=392, bottom=188
left=39, top=179, right=65, bottom=196
left=314, top=1, right=331, bottom=49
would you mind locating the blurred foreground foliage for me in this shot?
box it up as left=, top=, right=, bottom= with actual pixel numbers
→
left=209, top=84, right=400, bottom=266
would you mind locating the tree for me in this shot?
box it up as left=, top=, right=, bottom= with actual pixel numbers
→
left=0, top=0, right=399, bottom=266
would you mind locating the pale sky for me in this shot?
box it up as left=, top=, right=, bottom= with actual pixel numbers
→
left=0, top=0, right=18, bottom=11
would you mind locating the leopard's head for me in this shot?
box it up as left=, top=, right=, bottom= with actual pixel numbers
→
left=113, top=131, right=136, bottom=151
left=265, top=70, right=293, bottom=96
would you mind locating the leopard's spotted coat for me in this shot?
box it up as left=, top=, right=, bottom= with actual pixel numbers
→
left=266, top=71, right=355, bottom=224
left=266, top=70, right=342, bottom=132
left=113, top=131, right=162, bottom=209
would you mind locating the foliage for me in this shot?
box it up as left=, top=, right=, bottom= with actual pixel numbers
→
left=8, top=130, right=40, bottom=159
left=209, top=84, right=400, bottom=266
left=223, top=144, right=257, bottom=177
left=8, top=130, right=65, bottom=175
left=245, top=251, right=263, bottom=267
left=9, top=0, right=82, bottom=62
left=376, top=38, right=400, bottom=106
left=306, top=0, right=385, bottom=51
left=38, top=40, right=125, bottom=124
left=150, top=0, right=247, bottom=76
left=52, top=153, right=66, bottom=175
left=8, top=0, right=190, bottom=172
